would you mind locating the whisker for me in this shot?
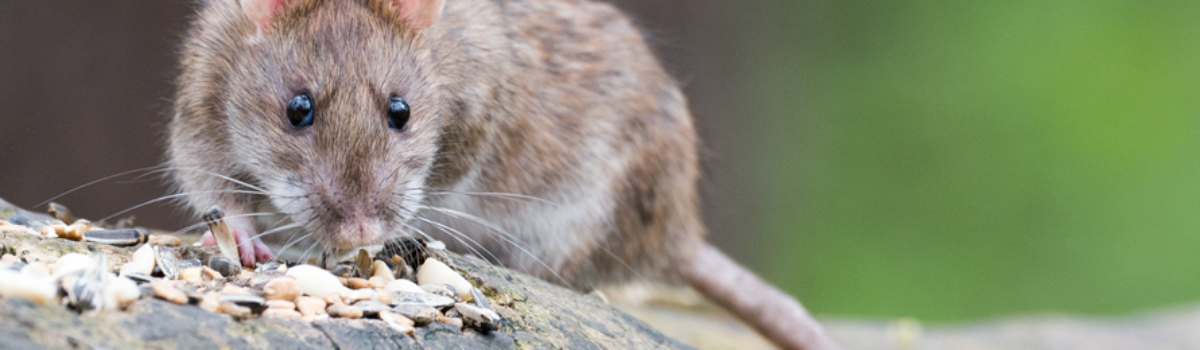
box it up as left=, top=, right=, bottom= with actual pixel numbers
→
left=36, top=164, right=170, bottom=208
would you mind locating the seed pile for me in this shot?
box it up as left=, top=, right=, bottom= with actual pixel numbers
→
left=0, top=203, right=503, bottom=335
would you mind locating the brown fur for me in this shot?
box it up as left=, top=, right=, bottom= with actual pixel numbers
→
left=168, top=0, right=837, bottom=349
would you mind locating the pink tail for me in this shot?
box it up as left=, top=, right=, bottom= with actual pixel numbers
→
left=682, top=242, right=840, bottom=350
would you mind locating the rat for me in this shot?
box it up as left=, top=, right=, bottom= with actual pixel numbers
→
left=166, top=0, right=839, bottom=349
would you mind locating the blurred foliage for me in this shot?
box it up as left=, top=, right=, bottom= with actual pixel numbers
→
left=741, top=1, right=1200, bottom=321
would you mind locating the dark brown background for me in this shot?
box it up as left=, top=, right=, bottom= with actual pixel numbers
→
left=0, top=1, right=760, bottom=260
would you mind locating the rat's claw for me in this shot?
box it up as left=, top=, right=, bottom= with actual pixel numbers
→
left=198, top=217, right=274, bottom=267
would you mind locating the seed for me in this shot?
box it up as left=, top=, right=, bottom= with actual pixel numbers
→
left=202, top=207, right=239, bottom=262
left=46, top=202, right=75, bottom=224
left=151, top=280, right=188, bottom=305
left=207, top=256, right=241, bottom=277
left=296, top=296, right=327, bottom=316
left=104, top=276, right=141, bottom=310
left=266, top=299, right=296, bottom=310
left=368, top=276, right=390, bottom=289
left=371, top=261, right=394, bottom=282
left=354, top=249, right=373, bottom=278
left=148, top=235, right=182, bottom=247
left=390, top=291, right=455, bottom=309
left=51, top=253, right=93, bottom=279
left=262, top=277, right=301, bottom=301
left=119, top=245, right=156, bottom=277
left=380, top=310, right=415, bottom=334
left=455, top=302, right=500, bottom=333
left=82, top=229, right=146, bottom=246
left=263, top=308, right=302, bottom=319
left=153, top=245, right=180, bottom=280
left=285, top=265, right=350, bottom=298
left=0, top=269, right=57, bottom=305
left=347, top=277, right=370, bottom=289
left=384, top=279, right=425, bottom=295
left=416, top=258, right=472, bottom=301
left=199, top=293, right=221, bottom=312
left=327, top=304, right=363, bottom=319
left=180, top=267, right=204, bottom=283
left=218, top=302, right=253, bottom=319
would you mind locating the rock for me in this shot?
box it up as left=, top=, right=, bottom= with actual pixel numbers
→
left=286, top=265, right=350, bottom=298
left=296, top=296, right=328, bottom=317
left=352, top=300, right=391, bottom=317
left=263, top=276, right=301, bottom=301
left=148, top=235, right=181, bottom=247
left=438, top=315, right=464, bottom=329
left=119, top=244, right=155, bottom=277
left=340, top=288, right=376, bottom=304
left=220, top=284, right=249, bottom=296
left=371, top=261, right=394, bottom=281
left=391, top=291, right=455, bottom=309
left=327, top=304, right=363, bottom=319
left=383, top=279, right=425, bottom=295
left=368, top=276, right=390, bottom=289
left=417, top=258, right=472, bottom=301
left=219, top=295, right=266, bottom=310
left=176, top=259, right=201, bottom=270
left=206, top=255, right=240, bottom=277
left=0, top=269, right=58, bottom=305
left=218, top=302, right=253, bottom=319
left=198, top=292, right=220, bottom=312
left=150, top=280, right=188, bottom=305
left=455, top=302, right=500, bottom=333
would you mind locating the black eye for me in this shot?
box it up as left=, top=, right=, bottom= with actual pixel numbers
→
left=287, top=93, right=315, bottom=128
left=387, top=95, right=410, bottom=131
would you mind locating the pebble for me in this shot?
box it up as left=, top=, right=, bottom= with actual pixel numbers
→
left=327, top=304, right=363, bottom=319
left=207, top=256, right=241, bottom=277
left=374, top=290, right=393, bottom=305
left=454, top=302, right=500, bottom=332
left=262, top=277, right=300, bottom=301
left=150, top=280, right=188, bottom=305
left=153, top=245, right=179, bottom=279
left=323, top=294, right=346, bottom=306
left=263, top=308, right=302, bottom=319
left=380, top=310, right=416, bottom=335
left=201, top=266, right=223, bottom=280
left=347, top=277, right=371, bottom=289
left=420, top=284, right=459, bottom=300
left=220, top=284, right=250, bottom=296
left=371, top=261, right=394, bottom=281
left=119, top=245, right=156, bottom=277
left=471, top=288, right=491, bottom=309
left=82, top=229, right=146, bottom=246
left=148, top=235, right=182, bottom=247
left=266, top=299, right=296, bottom=310
left=103, top=275, right=140, bottom=310
left=180, top=267, right=204, bottom=283
left=203, top=207, right=240, bottom=262
left=296, top=296, right=328, bottom=316
left=384, top=279, right=426, bottom=295
left=392, top=304, right=438, bottom=323
left=417, top=258, right=472, bottom=301
left=286, top=265, right=350, bottom=298
left=391, top=291, right=455, bottom=309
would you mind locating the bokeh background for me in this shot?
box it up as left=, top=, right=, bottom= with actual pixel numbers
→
left=2, top=0, right=1199, bottom=323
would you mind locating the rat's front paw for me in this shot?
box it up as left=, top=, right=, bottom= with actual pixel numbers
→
left=201, top=217, right=276, bottom=267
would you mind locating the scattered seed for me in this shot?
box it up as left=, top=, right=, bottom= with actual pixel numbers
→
left=263, top=308, right=302, bottom=319
left=219, top=294, right=266, bottom=309
left=327, top=304, right=363, bottom=319
left=286, top=265, right=350, bottom=298
left=47, top=202, right=75, bottom=224
left=296, top=296, right=328, bottom=316
left=207, top=255, right=241, bottom=277
left=202, top=207, right=239, bottom=262
left=263, top=276, right=300, bottom=301
left=323, top=294, right=346, bottom=306
left=266, top=299, right=296, bottom=310
left=391, top=291, right=455, bottom=309
left=354, top=249, right=373, bottom=278
left=352, top=300, right=390, bottom=317
left=40, top=226, right=58, bottom=239
left=455, top=302, right=500, bottom=333
left=219, top=302, right=253, bottom=319
left=199, top=293, right=221, bottom=312
left=148, top=235, right=182, bottom=247
left=201, top=266, right=223, bottom=280
left=153, top=245, right=179, bottom=279
left=104, top=276, right=141, bottom=310
left=83, top=229, right=146, bottom=246
left=180, top=267, right=204, bottom=283
left=381, top=310, right=416, bottom=334
left=151, top=280, right=188, bottom=305
left=471, top=288, right=490, bottom=309
left=371, top=261, right=394, bottom=282
left=392, top=304, right=438, bottom=324
left=420, top=284, right=459, bottom=301
left=417, top=258, right=472, bottom=301
left=177, top=259, right=202, bottom=270
left=438, top=315, right=464, bottom=329
left=119, top=245, right=156, bottom=277
left=347, top=277, right=370, bottom=289
left=220, top=284, right=250, bottom=296
left=341, top=288, right=376, bottom=304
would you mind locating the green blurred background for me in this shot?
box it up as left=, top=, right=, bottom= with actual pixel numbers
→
left=2, top=0, right=1199, bottom=324
left=740, top=1, right=1200, bottom=321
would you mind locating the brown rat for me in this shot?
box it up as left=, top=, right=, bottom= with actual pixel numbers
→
left=167, top=0, right=838, bottom=348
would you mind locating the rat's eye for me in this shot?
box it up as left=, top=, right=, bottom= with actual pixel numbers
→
left=387, top=95, right=410, bottom=131
left=287, top=93, right=315, bottom=128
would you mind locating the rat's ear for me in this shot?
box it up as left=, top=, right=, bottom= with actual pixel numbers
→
left=241, top=0, right=297, bottom=36
left=390, top=0, right=445, bottom=32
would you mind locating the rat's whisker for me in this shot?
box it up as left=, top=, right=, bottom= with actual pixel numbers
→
left=36, top=164, right=171, bottom=208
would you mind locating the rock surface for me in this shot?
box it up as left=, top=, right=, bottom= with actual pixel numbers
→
left=0, top=197, right=691, bottom=350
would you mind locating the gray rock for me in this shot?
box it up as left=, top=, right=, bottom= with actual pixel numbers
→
left=391, top=291, right=455, bottom=309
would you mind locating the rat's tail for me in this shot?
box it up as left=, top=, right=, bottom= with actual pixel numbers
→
left=682, top=242, right=840, bottom=350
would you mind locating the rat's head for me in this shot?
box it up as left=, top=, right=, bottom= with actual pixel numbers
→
left=203, top=0, right=448, bottom=253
